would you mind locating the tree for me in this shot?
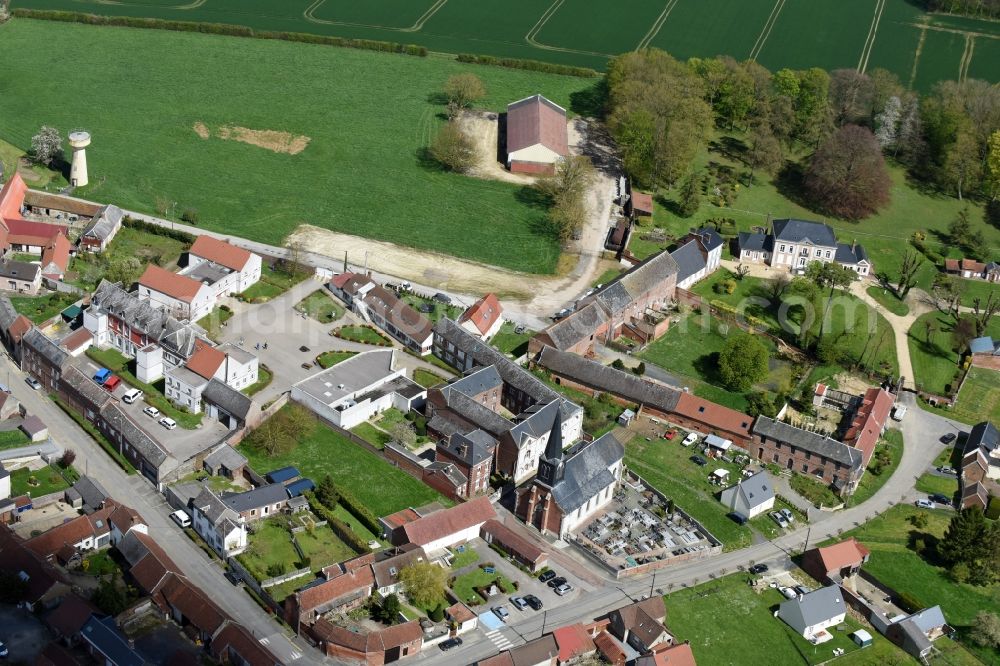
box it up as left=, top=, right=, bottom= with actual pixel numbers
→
left=443, top=73, right=485, bottom=116
left=92, top=576, right=130, bottom=615
left=316, top=475, right=339, bottom=508
left=937, top=507, right=1000, bottom=586
left=922, top=318, right=938, bottom=344
left=986, top=129, right=1000, bottom=201
left=874, top=95, right=902, bottom=150
left=805, top=261, right=858, bottom=337
left=971, top=611, right=1000, bottom=649
left=944, top=129, right=983, bottom=201
left=972, top=291, right=1000, bottom=337
left=429, top=121, right=476, bottom=173
left=767, top=274, right=791, bottom=301
left=246, top=405, right=314, bottom=457
left=952, top=316, right=977, bottom=352
left=390, top=421, right=417, bottom=449
left=744, top=119, right=782, bottom=186
left=793, top=67, right=832, bottom=146
left=895, top=96, right=924, bottom=163
left=59, top=449, right=76, bottom=468
left=377, top=593, right=403, bottom=624
left=718, top=333, right=769, bottom=392
left=933, top=272, right=964, bottom=317
left=947, top=207, right=983, bottom=252
left=829, top=69, right=873, bottom=127
left=804, top=124, right=891, bottom=220
left=535, top=156, right=595, bottom=242
left=31, top=126, right=62, bottom=166
left=896, top=249, right=924, bottom=298
left=676, top=172, right=701, bottom=217
left=398, top=561, right=447, bottom=609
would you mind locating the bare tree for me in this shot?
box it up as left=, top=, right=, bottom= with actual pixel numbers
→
left=768, top=274, right=791, bottom=301
left=390, top=421, right=417, bottom=449
left=31, top=126, right=62, bottom=166
left=972, top=291, right=1000, bottom=337
left=736, top=265, right=750, bottom=280
left=895, top=249, right=923, bottom=298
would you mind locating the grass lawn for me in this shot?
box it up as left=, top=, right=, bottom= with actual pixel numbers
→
left=0, top=136, right=64, bottom=189
left=915, top=473, right=958, bottom=498
left=848, top=428, right=904, bottom=507
left=955, top=278, right=1000, bottom=309
left=196, top=306, right=233, bottom=341
left=244, top=365, right=272, bottom=396
left=0, top=19, right=589, bottom=274
left=239, top=405, right=445, bottom=516
left=534, top=369, right=621, bottom=436
left=239, top=264, right=308, bottom=303
left=664, top=574, right=907, bottom=666
left=624, top=435, right=751, bottom=551
left=376, top=408, right=408, bottom=431
left=833, top=504, right=1000, bottom=664
left=449, top=546, right=480, bottom=570
left=908, top=311, right=1000, bottom=396
left=0, top=429, right=30, bottom=451
left=451, top=567, right=515, bottom=607
left=86, top=346, right=203, bottom=429
left=82, top=550, right=122, bottom=577
left=67, top=225, right=191, bottom=291
left=333, top=325, right=391, bottom=346
left=412, top=368, right=445, bottom=388
left=400, top=294, right=462, bottom=324
left=950, top=367, right=1000, bottom=424
left=237, top=519, right=301, bottom=581
left=295, top=290, right=344, bottom=324
left=295, top=524, right=356, bottom=567
left=490, top=321, right=534, bottom=358
left=592, top=267, right=625, bottom=288
left=316, top=350, right=356, bottom=368
left=10, top=464, right=75, bottom=498
left=866, top=285, right=909, bottom=316
left=789, top=472, right=842, bottom=509
left=10, top=292, right=78, bottom=324
left=351, top=422, right=391, bottom=449
left=332, top=504, right=386, bottom=547
left=262, top=575, right=314, bottom=603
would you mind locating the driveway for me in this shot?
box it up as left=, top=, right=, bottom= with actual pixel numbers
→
left=0, top=605, right=50, bottom=663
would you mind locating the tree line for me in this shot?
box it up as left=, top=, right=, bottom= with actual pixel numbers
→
left=605, top=49, right=1000, bottom=220
left=925, top=0, right=1000, bottom=19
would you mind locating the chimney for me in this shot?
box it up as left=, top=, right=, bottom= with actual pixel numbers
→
left=458, top=444, right=468, bottom=458
left=852, top=238, right=857, bottom=252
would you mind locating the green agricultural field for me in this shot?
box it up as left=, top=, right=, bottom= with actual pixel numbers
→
left=10, top=0, right=999, bottom=88
left=0, top=19, right=590, bottom=274
left=238, top=405, right=445, bottom=516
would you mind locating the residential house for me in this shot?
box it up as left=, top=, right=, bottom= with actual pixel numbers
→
left=752, top=417, right=864, bottom=496
left=390, top=496, right=497, bottom=552
left=0, top=295, right=32, bottom=361
left=528, top=302, right=609, bottom=357
left=636, top=643, right=697, bottom=666
left=138, top=264, right=215, bottom=321
left=552, top=623, right=598, bottom=663
left=607, top=597, right=672, bottom=654
left=284, top=566, right=376, bottom=631
left=480, top=519, right=549, bottom=572
left=40, top=233, right=72, bottom=280
left=737, top=219, right=871, bottom=276
left=944, top=257, right=1000, bottom=282
left=80, top=615, right=144, bottom=666
left=24, top=499, right=145, bottom=565
left=801, top=538, right=870, bottom=586
left=516, top=421, right=624, bottom=538
left=777, top=585, right=847, bottom=642
left=291, top=349, right=425, bottom=429
left=445, top=602, right=478, bottom=636
left=329, top=273, right=434, bottom=355
left=311, top=617, right=424, bottom=664
left=719, top=471, right=775, bottom=519
left=189, top=487, right=248, bottom=558
left=0, top=463, right=10, bottom=501
left=0, top=527, right=70, bottom=611
left=184, top=235, right=262, bottom=295
left=165, top=342, right=259, bottom=414
left=886, top=606, right=951, bottom=662
left=840, top=388, right=894, bottom=467
left=209, top=623, right=282, bottom=666
left=0, top=259, right=41, bottom=294
left=0, top=174, right=73, bottom=278
left=478, top=634, right=559, bottom=666
left=436, top=432, right=495, bottom=497
left=45, top=593, right=98, bottom=645
left=221, top=484, right=288, bottom=522
left=371, top=546, right=427, bottom=596
left=77, top=204, right=124, bottom=253
left=671, top=228, right=723, bottom=290
left=459, top=293, right=504, bottom=340
left=959, top=421, right=999, bottom=510
left=20, top=326, right=69, bottom=391
left=505, top=95, right=568, bottom=175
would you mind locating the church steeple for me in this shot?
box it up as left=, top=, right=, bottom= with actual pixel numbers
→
left=537, top=406, right=565, bottom=486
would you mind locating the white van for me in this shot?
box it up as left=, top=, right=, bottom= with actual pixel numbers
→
left=891, top=405, right=907, bottom=421
left=123, top=388, right=144, bottom=404
left=170, top=509, right=191, bottom=528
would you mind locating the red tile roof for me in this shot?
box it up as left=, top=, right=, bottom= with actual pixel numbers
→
left=154, top=573, right=227, bottom=635
left=553, top=623, right=597, bottom=661
left=632, top=192, right=654, bottom=215
left=0, top=173, right=28, bottom=220
left=506, top=95, right=568, bottom=157
left=41, top=233, right=71, bottom=277
left=25, top=513, right=104, bottom=559
left=481, top=519, right=546, bottom=565
left=139, top=264, right=206, bottom=303
left=843, top=388, right=894, bottom=466
left=381, top=507, right=420, bottom=530
left=674, top=392, right=753, bottom=439
left=944, top=258, right=960, bottom=272
left=6, top=218, right=67, bottom=247
left=0, top=527, right=66, bottom=604
left=294, top=566, right=374, bottom=613
left=446, top=602, right=476, bottom=624
left=401, top=497, right=496, bottom=547
left=36, top=642, right=83, bottom=666
left=190, top=235, right=253, bottom=272
left=45, top=594, right=97, bottom=638
left=8, top=315, right=32, bottom=343
left=477, top=654, right=515, bottom=666
left=60, top=327, right=93, bottom=353
left=329, top=272, right=354, bottom=290
left=311, top=618, right=422, bottom=653
left=459, top=293, right=503, bottom=336
left=816, top=538, right=870, bottom=574
left=210, top=623, right=280, bottom=666
left=186, top=344, right=226, bottom=380
left=650, top=642, right=697, bottom=666
left=594, top=631, right=626, bottom=666
left=127, top=531, right=179, bottom=593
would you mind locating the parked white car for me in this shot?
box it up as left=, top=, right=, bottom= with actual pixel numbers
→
left=159, top=417, right=177, bottom=430
left=170, top=510, right=191, bottom=528
left=123, top=388, right=144, bottom=404
left=681, top=433, right=699, bottom=447
left=915, top=498, right=935, bottom=509
left=770, top=511, right=789, bottom=528
left=892, top=405, right=907, bottom=421
left=143, top=406, right=160, bottom=418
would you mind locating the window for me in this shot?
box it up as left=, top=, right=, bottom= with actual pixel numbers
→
left=826, top=250, right=832, bottom=258
left=779, top=244, right=785, bottom=253
left=802, top=463, right=808, bottom=473
left=773, top=454, right=779, bottom=463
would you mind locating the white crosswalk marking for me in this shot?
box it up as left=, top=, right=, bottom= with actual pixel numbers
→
left=258, top=637, right=270, bottom=645
left=485, top=629, right=513, bottom=650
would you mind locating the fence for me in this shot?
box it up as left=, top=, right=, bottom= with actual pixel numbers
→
left=226, top=556, right=284, bottom=614
left=41, top=277, right=85, bottom=296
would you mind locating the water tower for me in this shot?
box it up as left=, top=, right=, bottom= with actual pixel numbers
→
left=68, top=130, right=91, bottom=187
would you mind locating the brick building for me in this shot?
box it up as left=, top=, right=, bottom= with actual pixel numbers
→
left=752, top=417, right=864, bottom=496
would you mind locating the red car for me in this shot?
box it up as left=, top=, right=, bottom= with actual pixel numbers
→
left=663, top=430, right=677, bottom=440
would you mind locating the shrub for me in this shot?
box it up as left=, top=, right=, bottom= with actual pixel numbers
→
left=266, top=562, right=286, bottom=577
left=59, top=449, right=76, bottom=468
left=986, top=497, right=1000, bottom=521
left=122, top=216, right=195, bottom=244
left=611, top=359, right=626, bottom=371
left=429, top=603, right=444, bottom=622
left=180, top=208, right=199, bottom=224
left=455, top=53, right=598, bottom=77
left=896, top=591, right=924, bottom=614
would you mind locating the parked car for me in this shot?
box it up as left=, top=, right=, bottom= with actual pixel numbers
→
left=781, top=587, right=797, bottom=599
left=547, top=576, right=567, bottom=589
left=301, top=362, right=313, bottom=370
left=681, top=432, right=699, bottom=447
left=794, top=585, right=810, bottom=596
left=0, top=640, right=7, bottom=658
left=224, top=569, right=242, bottom=586
left=143, top=406, right=160, bottom=418
left=299, top=345, right=310, bottom=352
left=510, top=596, right=528, bottom=611
left=491, top=606, right=509, bottom=622
left=523, top=594, right=543, bottom=610
left=779, top=508, right=795, bottom=523
left=122, top=388, right=144, bottom=404
left=770, top=511, right=789, bottom=528
left=553, top=308, right=571, bottom=321
left=663, top=430, right=677, bottom=440
left=936, top=466, right=957, bottom=476
left=93, top=367, right=111, bottom=384
left=433, top=292, right=452, bottom=304
left=170, top=510, right=191, bottom=528
left=159, top=417, right=177, bottom=430
left=929, top=493, right=951, bottom=505
left=690, top=454, right=708, bottom=466
left=554, top=583, right=573, bottom=596
left=749, top=564, right=768, bottom=575
left=440, top=637, right=463, bottom=652
left=891, top=405, right=907, bottom=421
left=726, top=511, right=748, bottom=525
left=102, top=375, right=122, bottom=392
left=367, top=540, right=380, bottom=550
left=940, top=433, right=957, bottom=444
left=514, top=324, right=526, bottom=334
left=538, top=570, right=557, bottom=583
left=915, top=498, right=935, bottom=509
left=24, top=376, right=42, bottom=390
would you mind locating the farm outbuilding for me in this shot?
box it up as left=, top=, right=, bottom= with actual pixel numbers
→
left=505, top=94, right=568, bottom=175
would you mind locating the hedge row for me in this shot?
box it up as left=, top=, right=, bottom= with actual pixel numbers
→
left=13, top=9, right=428, bottom=56
left=306, top=492, right=368, bottom=554
left=337, top=487, right=382, bottom=536
left=123, top=216, right=196, bottom=244
left=456, top=53, right=599, bottom=78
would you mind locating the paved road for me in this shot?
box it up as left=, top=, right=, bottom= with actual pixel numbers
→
left=2, top=355, right=317, bottom=666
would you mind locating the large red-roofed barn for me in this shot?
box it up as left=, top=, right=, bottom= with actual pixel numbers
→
left=505, top=95, right=569, bottom=175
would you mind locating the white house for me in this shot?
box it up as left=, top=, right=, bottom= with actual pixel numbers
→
left=396, top=497, right=497, bottom=553
left=137, top=264, right=215, bottom=321
left=189, top=486, right=248, bottom=558
left=719, top=470, right=775, bottom=519
left=458, top=293, right=504, bottom=341
left=737, top=219, right=871, bottom=276
left=290, top=349, right=425, bottom=429
left=777, top=586, right=847, bottom=642
left=671, top=228, right=724, bottom=290
left=183, top=235, right=262, bottom=296
left=165, top=343, right=258, bottom=414
left=371, top=547, right=427, bottom=596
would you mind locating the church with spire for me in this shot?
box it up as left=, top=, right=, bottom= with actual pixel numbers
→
left=515, top=411, right=624, bottom=539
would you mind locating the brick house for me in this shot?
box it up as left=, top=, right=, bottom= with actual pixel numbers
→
left=329, top=273, right=433, bottom=355
left=436, top=431, right=495, bottom=497
left=752, top=417, right=864, bottom=496
left=944, top=257, right=1000, bottom=282
left=311, top=617, right=423, bottom=665
left=20, top=326, right=69, bottom=392
left=801, top=538, right=870, bottom=586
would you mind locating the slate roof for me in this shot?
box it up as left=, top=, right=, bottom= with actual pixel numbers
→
left=693, top=227, right=724, bottom=251
left=721, top=471, right=774, bottom=512
left=591, top=250, right=679, bottom=316
left=91, top=281, right=199, bottom=358
left=202, top=378, right=254, bottom=420
left=540, top=302, right=608, bottom=350
left=548, top=433, right=623, bottom=513
left=193, top=487, right=240, bottom=526
left=221, top=484, right=287, bottom=513
left=72, top=476, right=110, bottom=512
left=772, top=219, right=838, bottom=247
left=443, top=366, right=503, bottom=399
left=434, top=386, right=514, bottom=437
left=61, top=366, right=112, bottom=411
left=754, top=417, right=862, bottom=469
left=81, top=615, right=144, bottom=666
left=835, top=242, right=869, bottom=265
left=738, top=231, right=773, bottom=253
left=440, top=431, right=495, bottom=466
left=670, top=239, right=707, bottom=284
left=100, top=402, right=171, bottom=469
left=285, top=478, right=316, bottom=498
left=265, top=466, right=299, bottom=484
left=204, top=445, right=247, bottom=473
left=506, top=94, right=568, bottom=156
left=23, top=327, right=69, bottom=368
left=371, top=546, right=426, bottom=589
left=0, top=259, right=40, bottom=282
left=80, top=204, right=123, bottom=243
left=360, top=284, right=433, bottom=345
left=0, top=295, right=18, bottom=330
left=966, top=421, right=999, bottom=454
left=537, top=346, right=681, bottom=413
left=779, top=585, right=845, bottom=630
